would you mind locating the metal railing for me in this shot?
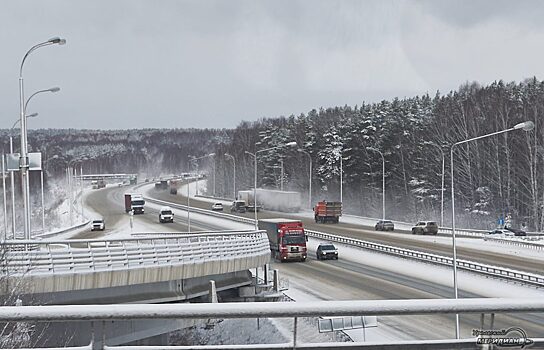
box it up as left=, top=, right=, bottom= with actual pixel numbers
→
left=144, top=195, right=544, bottom=287
left=1, top=230, right=270, bottom=277
left=1, top=298, right=543, bottom=349
left=306, top=229, right=544, bottom=287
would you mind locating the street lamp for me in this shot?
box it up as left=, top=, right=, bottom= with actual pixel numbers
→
left=298, top=149, right=312, bottom=209
left=224, top=153, right=236, bottom=200
left=19, top=37, right=66, bottom=239
left=8, top=113, right=38, bottom=237
left=192, top=153, right=215, bottom=197
left=427, top=142, right=445, bottom=227
left=245, top=141, right=297, bottom=229
left=450, top=120, right=534, bottom=338
left=367, top=147, right=386, bottom=220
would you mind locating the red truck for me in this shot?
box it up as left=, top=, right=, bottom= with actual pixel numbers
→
left=314, top=201, right=342, bottom=223
left=258, top=218, right=307, bottom=262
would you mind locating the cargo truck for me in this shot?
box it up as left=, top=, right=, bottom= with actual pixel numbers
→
left=237, top=189, right=301, bottom=213
left=314, top=201, right=342, bottom=223
left=237, top=190, right=261, bottom=212
left=124, top=193, right=145, bottom=214
left=258, top=218, right=307, bottom=262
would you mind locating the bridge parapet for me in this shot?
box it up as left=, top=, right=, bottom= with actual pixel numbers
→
left=0, top=230, right=270, bottom=295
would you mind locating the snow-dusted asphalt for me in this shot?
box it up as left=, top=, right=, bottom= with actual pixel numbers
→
left=80, top=181, right=544, bottom=342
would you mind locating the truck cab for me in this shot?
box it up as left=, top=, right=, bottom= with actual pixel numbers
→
left=259, top=218, right=307, bottom=262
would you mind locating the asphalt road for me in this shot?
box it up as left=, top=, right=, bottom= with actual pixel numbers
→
left=148, top=187, right=543, bottom=275
left=85, top=184, right=544, bottom=340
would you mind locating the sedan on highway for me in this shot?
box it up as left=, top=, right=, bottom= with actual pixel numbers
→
left=316, top=243, right=338, bottom=260
left=505, top=227, right=527, bottom=236
left=488, top=228, right=514, bottom=236
left=212, top=203, right=224, bottom=211
left=375, top=220, right=394, bottom=231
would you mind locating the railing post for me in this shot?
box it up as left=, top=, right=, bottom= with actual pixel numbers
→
left=264, top=263, right=269, bottom=285
left=293, top=316, right=298, bottom=349
left=209, top=280, right=218, bottom=303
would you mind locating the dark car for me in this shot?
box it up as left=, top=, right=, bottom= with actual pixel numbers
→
left=316, top=243, right=338, bottom=260
left=231, top=200, right=247, bottom=213
left=505, top=227, right=527, bottom=237
left=375, top=220, right=394, bottom=231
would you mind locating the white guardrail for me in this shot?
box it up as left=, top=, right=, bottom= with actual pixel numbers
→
left=144, top=196, right=544, bottom=288
left=1, top=298, right=543, bottom=350
left=0, top=230, right=269, bottom=277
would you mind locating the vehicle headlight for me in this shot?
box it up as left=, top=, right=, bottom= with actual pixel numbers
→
left=322, top=252, right=326, bottom=255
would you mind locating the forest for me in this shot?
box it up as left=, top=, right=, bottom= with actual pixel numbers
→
left=2, top=78, right=543, bottom=231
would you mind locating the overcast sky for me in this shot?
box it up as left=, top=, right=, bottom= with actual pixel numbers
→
left=1, top=0, right=544, bottom=130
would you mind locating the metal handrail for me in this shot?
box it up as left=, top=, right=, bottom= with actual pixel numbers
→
left=1, top=231, right=270, bottom=276
left=1, top=297, right=543, bottom=320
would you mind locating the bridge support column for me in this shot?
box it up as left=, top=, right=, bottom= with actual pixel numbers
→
left=273, top=269, right=280, bottom=292
left=263, top=264, right=269, bottom=285
left=209, top=280, right=217, bottom=303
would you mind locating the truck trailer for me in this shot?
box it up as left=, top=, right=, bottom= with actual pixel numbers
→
left=258, top=218, right=307, bottom=262
left=237, top=189, right=301, bottom=213
left=314, top=201, right=342, bottom=223
left=124, top=193, right=145, bottom=214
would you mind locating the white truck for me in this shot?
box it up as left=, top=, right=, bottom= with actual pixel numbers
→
left=237, top=189, right=301, bottom=213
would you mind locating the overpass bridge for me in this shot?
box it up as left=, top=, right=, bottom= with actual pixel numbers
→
left=1, top=230, right=270, bottom=304
left=76, top=174, right=138, bottom=181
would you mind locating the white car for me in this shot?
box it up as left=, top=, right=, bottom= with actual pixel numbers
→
left=91, top=219, right=105, bottom=231
left=211, top=203, right=224, bottom=211
left=159, top=206, right=174, bottom=223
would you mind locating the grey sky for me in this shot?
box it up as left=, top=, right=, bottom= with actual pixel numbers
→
left=1, top=0, right=543, bottom=130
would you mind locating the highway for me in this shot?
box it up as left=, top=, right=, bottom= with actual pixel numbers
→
left=80, top=182, right=544, bottom=341
left=147, top=187, right=543, bottom=275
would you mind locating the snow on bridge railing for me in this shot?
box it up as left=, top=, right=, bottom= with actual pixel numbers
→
left=0, top=230, right=270, bottom=277
left=0, top=298, right=543, bottom=350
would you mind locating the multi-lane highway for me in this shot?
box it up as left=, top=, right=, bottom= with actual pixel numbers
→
left=80, top=182, right=544, bottom=341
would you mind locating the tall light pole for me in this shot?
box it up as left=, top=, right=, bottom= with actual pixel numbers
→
left=367, top=147, right=385, bottom=220
left=9, top=113, right=38, bottom=237
left=428, top=142, right=445, bottom=227
left=192, top=153, right=215, bottom=197
left=2, top=154, right=7, bottom=239
left=40, top=155, right=59, bottom=232
left=24, top=87, right=61, bottom=233
left=339, top=151, right=343, bottom=204
left=224, top=153, right=236, bottom=199
left=19, top=37, right=66, bottom=239
left=246, top=141, right=297, bottom=229
left=450, top=120, right=534, bottom=339
left=298, top=149, right=312, bottom=209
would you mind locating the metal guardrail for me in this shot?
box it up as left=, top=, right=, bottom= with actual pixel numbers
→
left=33, top=220, right=90, bottom=239
left=306, top=229, right=544, bottom=287
left=0, top=230, right=269, bottom=276
left=144, top=195, right=544, bottom=288
left=1, top=298, right=543, bottom=350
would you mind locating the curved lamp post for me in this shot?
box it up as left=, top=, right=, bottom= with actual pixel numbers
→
left=19, top=37, right=66, bottom=239
left=8, top=113, right=38, bottom=238
left=297, top=149, right=312, bottom=209
left=428, top=142, right=445, bottom=227
left=367, top=147, right=386, bottom=220
left=450, top=120, right=534, bottom=338
left=245, top=141, right=297, bottom=229
left=224, top=153, right=236, bottom=200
